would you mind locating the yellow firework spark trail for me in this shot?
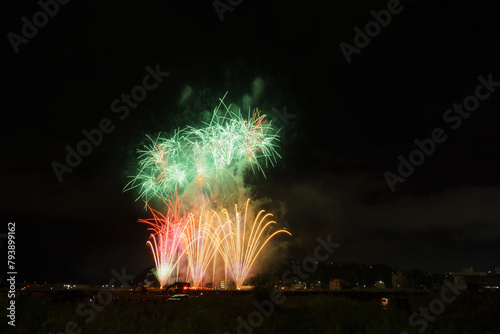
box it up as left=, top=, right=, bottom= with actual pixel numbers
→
left=182, top=210, right=222, bottom=287
left=216, top=198, right=292, bottom=289
left=139, top=195, right=291, bottom=289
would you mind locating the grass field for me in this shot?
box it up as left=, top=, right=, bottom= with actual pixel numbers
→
left=1, top=290, right=498, bottom=334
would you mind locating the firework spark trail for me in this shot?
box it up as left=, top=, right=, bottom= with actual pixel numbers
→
left=125, top=131, right=191, bottom=203
left=146, top=229, right=183, bottom=288
left=139, top=195, right=291, bottom=288
left=124, top=93, right=281, bottom=203
left=216, top=199, right=292, bottom=289
left=139, top=196, right=196, bottom=288
left=182, top=209, right=224, bottom=287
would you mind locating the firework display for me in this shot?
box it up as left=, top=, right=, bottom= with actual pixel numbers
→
left=126, top=93, right=291, bottom=288
left=138, top=196, right=194, bottom=288
left=124, top=93, right=281, bottom=203
left=217, top=199, right=292, bottom=289
left=182, top=207, right=221, bottom=288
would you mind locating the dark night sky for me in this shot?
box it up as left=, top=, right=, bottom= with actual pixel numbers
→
left=1, top=0, right=500, bottom=284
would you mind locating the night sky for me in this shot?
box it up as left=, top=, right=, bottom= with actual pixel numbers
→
left=2, top=0, right=500, bottom=284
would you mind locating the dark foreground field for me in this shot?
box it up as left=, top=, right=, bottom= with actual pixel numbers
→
left=1, top=290, right=499, bottom=334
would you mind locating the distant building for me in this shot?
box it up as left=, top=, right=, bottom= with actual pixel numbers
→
left=456, top=267, right=487, bottom=277
left=450, top=267, right=494, bottom=291
left=453, top=275, right=467, bottom=288
left=329, top=279, right=340, bottom=291
left=461, top=276, right=500, bottom=292
left=374, top=281, right=385, bottom=289
left=74, top=284, right=92, bottom=290
left=494, top=268, right=500, bottom=275
left=391, top=270, right=408, bottom=289
left=329, top=279, right=349, bottom=291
